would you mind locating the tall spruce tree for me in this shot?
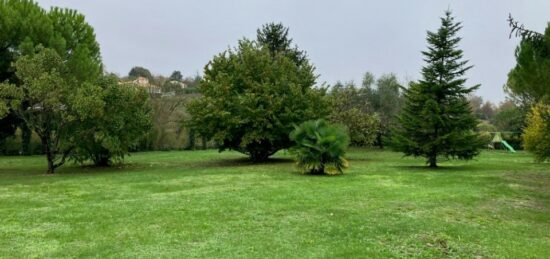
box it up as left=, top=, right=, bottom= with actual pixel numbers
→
left=392, top=11, right=483, bottom=168
left=257, top=23, right=306, bottom=66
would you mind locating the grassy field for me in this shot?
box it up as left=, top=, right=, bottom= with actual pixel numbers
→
left=0, top=149, right=548, bottom=258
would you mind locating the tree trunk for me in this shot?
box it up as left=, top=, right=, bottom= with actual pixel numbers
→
left=185, top=129, right=195, bottom=150
left=41, top=133, right=56, bottom=174
left=201, top=136, right=207, bottom=150
left=250, top=150, right=270, bottom=163
left=428, top=156, right=437, bottom=168
left=46, top=156, right=55, bottom=174
left=21, top=124, right=32, bottom=155
left=377, top=132, right=384, bottom=149
left=93, top=153, right=111, bottom=167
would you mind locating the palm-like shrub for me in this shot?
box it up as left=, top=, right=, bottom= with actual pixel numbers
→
left=289, top=120, right=350, bottom=175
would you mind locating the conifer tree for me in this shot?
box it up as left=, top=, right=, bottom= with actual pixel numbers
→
left=392, top=11, right=483, bottom=168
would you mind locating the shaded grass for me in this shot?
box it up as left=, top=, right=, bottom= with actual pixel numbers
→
left=0, top=149, right=549, bottom=258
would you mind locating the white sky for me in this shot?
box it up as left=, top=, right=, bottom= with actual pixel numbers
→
left=36, top=0, right=550, bottom=103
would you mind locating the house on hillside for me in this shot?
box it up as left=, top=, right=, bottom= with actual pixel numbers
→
left=125, top=76, right=162, bottom=95
left=169, top=80, right=188, bottom=89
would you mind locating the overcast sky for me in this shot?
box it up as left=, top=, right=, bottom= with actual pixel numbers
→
left=36, top=0, right=550, bottom=103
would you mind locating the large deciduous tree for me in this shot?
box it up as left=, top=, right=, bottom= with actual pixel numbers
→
left=392, top=11, right=483, bottom=168
left=1, top=48, right=103, bottom=174
left=71, top=76, right=153, bottom=166
left=187, top=39, right=327, bottom=162
left=0, top=1, right=102, bottom=154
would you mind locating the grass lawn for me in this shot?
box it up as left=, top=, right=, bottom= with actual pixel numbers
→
left=0, top=149, right=549, bottom=258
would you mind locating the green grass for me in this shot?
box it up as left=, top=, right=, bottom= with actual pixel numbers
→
left=0, top=149, right=549, bottom=258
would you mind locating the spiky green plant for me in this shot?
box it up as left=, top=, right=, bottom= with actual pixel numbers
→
left=289, top=120, right=350, bottom=175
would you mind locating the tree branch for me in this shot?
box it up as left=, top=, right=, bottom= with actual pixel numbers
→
left=508, top=13, right=544, bottom=43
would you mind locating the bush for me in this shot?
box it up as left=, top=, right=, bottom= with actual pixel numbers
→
left=289, top=120, right=350, bottom=175
left=329, top=108, right=379, bottom=147
left=477, top=121, right=497, bottom=147
left=523, top=102, right=550, bottom=162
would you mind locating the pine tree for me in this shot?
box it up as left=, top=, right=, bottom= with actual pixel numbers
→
left=392, top=11, right=483, bottom=168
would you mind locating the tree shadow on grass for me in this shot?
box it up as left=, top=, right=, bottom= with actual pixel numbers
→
left=37, top=157, right=295, bottom=177
left=392, top=165, right=479, bottom=173
left=199, top=157, right=294, bottom=168
left=0, top=156, right=322, bottom=180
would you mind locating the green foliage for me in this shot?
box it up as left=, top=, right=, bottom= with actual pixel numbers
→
left=330, top=108, right=379, bottom=147
left=0, top=0, right=102, bottom=154
left=144, top=96, right=190, bottom=151
left=468, top=95, right=496, bottom=121
left=1, top=127, right=43, bottom=155
left=187, top=39, right=328, bottom=162
left=256, top=22, right=306, bottom=66
left=47, top=7, right=102, bottom=82
left=366, top=73, right=404, bottom=147
left=506, top=23, right=550, bottom=106
left=523, top=102, right=550, bottom=162
left=1, top=48, right=103, bottom=173
left=476, top=121, right=497, bottom=146
left=328, top=82, right=379, bottom=147
left=289, top=120, right=349, bottom=175
left=128, top=66, right=153, bottom=80
left=0, top=0, right=52, bottom=81
left=162, top=80, right=185, bottom=95
left=494, top=100, right=524, bottom=132
left=71, top=76, right=153, bottom=166
left=169, top=70, right=183, bottom=81
left=392, top=11, right=483, bottom=167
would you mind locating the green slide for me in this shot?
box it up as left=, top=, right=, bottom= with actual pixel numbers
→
left=501, top=140, right=516, bottom=153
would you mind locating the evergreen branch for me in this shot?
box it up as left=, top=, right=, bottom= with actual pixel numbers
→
left=508, top=13, right=544, bottom=43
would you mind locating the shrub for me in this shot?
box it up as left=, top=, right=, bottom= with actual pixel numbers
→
left=523, top=102, right=550, bottom=162
left=329, top=108, right=379, bottom=147
left=289, top=120, right=350, bottom=175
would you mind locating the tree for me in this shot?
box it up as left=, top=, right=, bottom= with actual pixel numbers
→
left=372, top=74, right=403, bottom=148
left=162, top=80, right=184, bottom=95
left=468, top=95, right=484, bottom=119
left=187, top=39, right=328, bottom=162
left=169, top=70, right=183, bottom=81
left=494, top=100, right=524, bottom=132
left=392, top=11, right=483, bottom=168
left=48, top=7, right=102, bottom=82
left=128, top=66, right=153, bottom=80
left=0, top=0, right=52, bottom=153
left=71, top=76, right=152, bottom=166
left=0, top=85, right=19, bottom=153
left=523, top=102, right=550, bottom=162
left=289, top=120, right=349, bottom=175
left=329, top=108, right=379, bottom=147
left=469, top=95, right=496, bottom=121
left=480, top=101, right=495, bottom=121
left=257, top=22, right=306, bottom=66
left=328, top=81, right=379, bottom=146
left=1, top=48, right=103, bottom=174
left=506, top=17, right=550, bottom=107
left=0, top=1, right=102, bottom=154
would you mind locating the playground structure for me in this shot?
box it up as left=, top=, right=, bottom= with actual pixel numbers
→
left=489, top=132, right=516, bottom=153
